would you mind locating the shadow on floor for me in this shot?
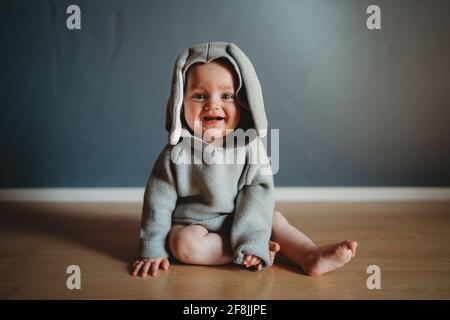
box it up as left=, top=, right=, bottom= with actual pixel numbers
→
left=0, top=202, right=307, bottom=275
left=0, top=202, right=140, bottom=264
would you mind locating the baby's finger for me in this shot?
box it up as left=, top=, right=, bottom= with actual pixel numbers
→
left=244, top=255, right=252, bottom=266
left=160, top=259, right=170, bottom=270
left=269, top=241, right=281, bottom=253
left=132, top=261, right=144, bottom=276
left=257, top=262, right=262, bottom=271
left=270, top=250, right=277, bottom=262
left=250, top=256, right=260, bottom=266
left=133, top=260, right=141, bottom=267
left=140, top=261, right=151, bottom=277
left=150, top=261, right=160, bottom=276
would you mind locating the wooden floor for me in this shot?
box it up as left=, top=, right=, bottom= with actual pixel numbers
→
left=0, top=201, right=449, bottom=300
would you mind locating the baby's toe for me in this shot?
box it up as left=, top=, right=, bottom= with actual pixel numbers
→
left=345, top=241, right=358, bottom=257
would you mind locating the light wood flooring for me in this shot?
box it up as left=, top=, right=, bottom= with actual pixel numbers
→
left=0, top=201, right=449, bottom=299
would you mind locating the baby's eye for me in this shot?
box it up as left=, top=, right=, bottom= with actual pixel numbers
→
left=192, top=93, right=207, bottom=101
left=222, top=93, right=235, bottom=100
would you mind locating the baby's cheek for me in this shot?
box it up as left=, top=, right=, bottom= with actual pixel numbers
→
left=228, top=116, right=240, bottom=130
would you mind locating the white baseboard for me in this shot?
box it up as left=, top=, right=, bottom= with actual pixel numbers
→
left=0, top=187, right=449, bottom=202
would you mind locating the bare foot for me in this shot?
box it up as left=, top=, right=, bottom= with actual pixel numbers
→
left=301, top=240, right=358, bottom=276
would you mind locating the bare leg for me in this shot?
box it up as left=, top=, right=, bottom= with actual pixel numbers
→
left=169, top=224, right=234, bottom=265
left=168, top=224, right=280, bottom=267
left=271, top=211, right=358, bottom=276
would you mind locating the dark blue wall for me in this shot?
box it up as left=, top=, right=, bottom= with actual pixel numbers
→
left=1, top=0, right=449, bottom=187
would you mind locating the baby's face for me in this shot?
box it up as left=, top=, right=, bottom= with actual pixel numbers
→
left=183, top=60, right=240, bottom=142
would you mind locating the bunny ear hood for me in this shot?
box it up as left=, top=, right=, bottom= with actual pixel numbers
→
left=165, top=42, right=268, bottom=145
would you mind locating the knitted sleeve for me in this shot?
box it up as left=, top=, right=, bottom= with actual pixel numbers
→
left=139, top=145, right=178, bottom=259
left=230, top=139, right=275, bottom=268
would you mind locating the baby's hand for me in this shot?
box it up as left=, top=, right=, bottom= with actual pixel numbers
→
left=243, top=241, right=281, bottom=271
left=244, top=254, right=263, bottom=271
left=131, top=257, right=170, bottom=277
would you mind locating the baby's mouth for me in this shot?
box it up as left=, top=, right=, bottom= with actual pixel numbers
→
left=203, top=116, right=225, bottom=121
left=202, top=116, right=225, bottom=126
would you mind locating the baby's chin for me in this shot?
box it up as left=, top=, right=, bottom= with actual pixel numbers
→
left=193, top=126, right=237, bottom=143
left=201, top=127, right=227, bottom=142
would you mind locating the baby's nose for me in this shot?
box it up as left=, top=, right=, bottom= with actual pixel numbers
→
left=204, top=99, right=220, bottom=110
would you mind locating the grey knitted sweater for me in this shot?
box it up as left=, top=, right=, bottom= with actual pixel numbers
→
left=139, top=42, right=275, bottom=268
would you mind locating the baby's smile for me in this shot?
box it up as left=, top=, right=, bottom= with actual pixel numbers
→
left=202, top=114, right=225, bottom=123
left=199, top=112, right=227, bottom=132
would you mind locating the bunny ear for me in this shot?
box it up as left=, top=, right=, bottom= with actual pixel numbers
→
left=166, top=48, right=190, bottom=145
left=228, top=43, right=268, bottom=137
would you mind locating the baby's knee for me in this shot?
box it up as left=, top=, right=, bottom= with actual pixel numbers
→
left=169, top=225, right=206, bottom=263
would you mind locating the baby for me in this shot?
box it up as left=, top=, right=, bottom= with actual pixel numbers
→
left=132, top=42, right=357, bottom=277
